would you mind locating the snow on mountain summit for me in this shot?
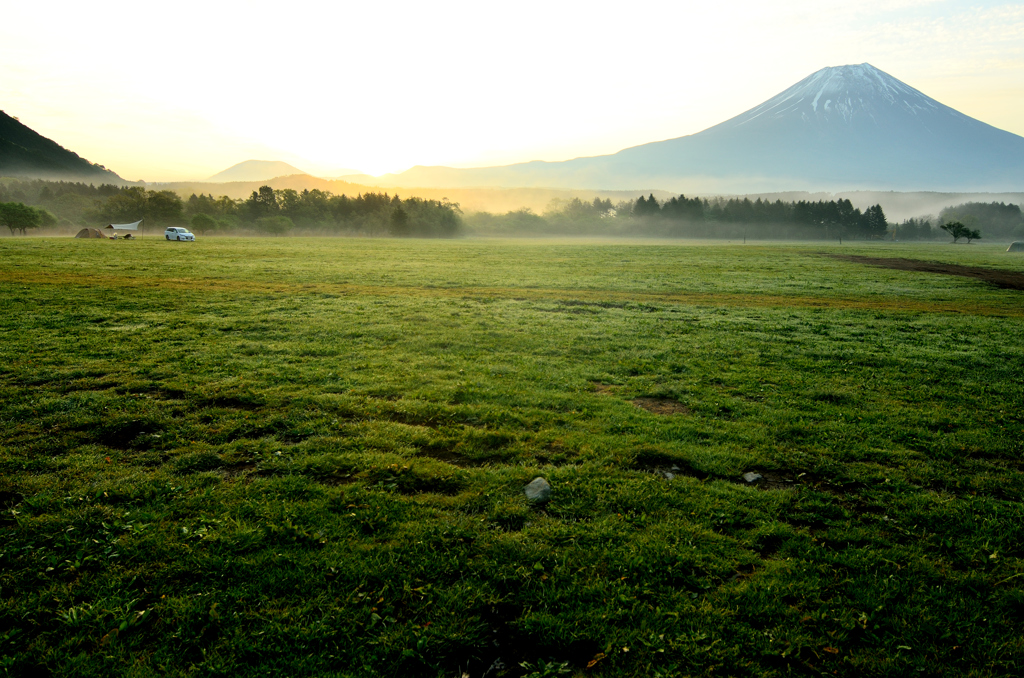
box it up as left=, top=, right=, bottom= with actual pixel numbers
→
left=726, top=63, right=951, bottom=130
left=635, top=61, right=1024, bottom=190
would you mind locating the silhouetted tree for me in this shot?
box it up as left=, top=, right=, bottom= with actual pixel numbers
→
left=633, top=194, right=661, bottom=217
left=863, top=204, right=888, bottom=237
left=940, top=221, right=981, bottom=243
left=0, top=202, right=42, bottom=235
left=245, top=186, right=278, bottom=221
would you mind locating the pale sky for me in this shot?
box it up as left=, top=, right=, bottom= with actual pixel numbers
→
left=3, top=0, right=1023, bottom=181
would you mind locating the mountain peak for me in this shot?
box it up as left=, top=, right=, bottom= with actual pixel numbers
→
left=723, top=63, right=951, bottom=131
left=207, top=160, right=309, bottom=183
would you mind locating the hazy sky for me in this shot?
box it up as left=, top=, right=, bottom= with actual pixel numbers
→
left=3, top=0, right=1022, bottom=181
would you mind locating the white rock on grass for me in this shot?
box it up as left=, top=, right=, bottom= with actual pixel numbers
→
left=524, top=477, right=551, bottom=503
left=742, top=472, right=763, bottom=483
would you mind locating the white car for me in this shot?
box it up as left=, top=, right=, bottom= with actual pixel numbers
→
left=165, top=227, right=195, bottom=242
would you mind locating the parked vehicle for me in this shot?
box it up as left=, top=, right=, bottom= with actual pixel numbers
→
left=165, top=227, right=195, bottom=242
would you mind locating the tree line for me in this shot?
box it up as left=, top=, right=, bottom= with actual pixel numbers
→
left=471, top=195, right=1024, bottom=241
left=0, top=179, right=463, bottom=237
left=469, top=194, right=891, bottom=239
left=3, top=177, right=1021, bottom=241
left=204, top=186, right=463, bottom=237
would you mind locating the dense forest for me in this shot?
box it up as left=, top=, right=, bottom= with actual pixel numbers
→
left=2, top=177, right=1022, bottom=240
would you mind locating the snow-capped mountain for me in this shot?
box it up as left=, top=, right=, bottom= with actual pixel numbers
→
left=725, top=62, right=950, bottom=130
left=374, top=64, right=1024, bottom=193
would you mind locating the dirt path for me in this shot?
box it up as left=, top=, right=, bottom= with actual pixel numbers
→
left=827, top=254, right=1024, bottom=290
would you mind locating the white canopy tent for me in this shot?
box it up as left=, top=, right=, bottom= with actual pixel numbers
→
left=105, top=220, right=143, bottom=231
left=104, top=220, right=144, bottom=239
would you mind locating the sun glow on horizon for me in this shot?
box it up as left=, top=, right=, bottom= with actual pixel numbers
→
left=2, top=0, right=1023, bottom=181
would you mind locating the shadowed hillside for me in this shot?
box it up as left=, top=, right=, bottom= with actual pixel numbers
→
left=0, top=111, right=124, bottom=182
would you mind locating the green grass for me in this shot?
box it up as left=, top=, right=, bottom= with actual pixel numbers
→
left=1, top=237, right=1022, bottom=677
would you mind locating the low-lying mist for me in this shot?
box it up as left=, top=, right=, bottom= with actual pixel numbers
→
left=2, top=177, right=1021, bottom=242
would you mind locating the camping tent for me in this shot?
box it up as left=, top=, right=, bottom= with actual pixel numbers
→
left=1008, top=242, right=1024, bottom=252
left=75, top=228, right=109, bottom=239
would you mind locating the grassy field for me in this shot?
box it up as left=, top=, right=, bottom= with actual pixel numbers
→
left=1, top=237, right=1022, bottom=677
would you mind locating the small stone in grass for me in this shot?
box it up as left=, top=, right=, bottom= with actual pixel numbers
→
left=742, top=472, right=763, bottom=483
left=525, top=477, right=551, bottom=503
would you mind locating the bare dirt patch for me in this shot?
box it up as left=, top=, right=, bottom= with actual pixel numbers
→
left=826, top=254, right=1024, bottom=290
left=632, top=397, right=690, bottom=415
left=593, top=384, right=690, bottom=415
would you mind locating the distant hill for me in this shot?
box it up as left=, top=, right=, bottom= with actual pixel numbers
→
left=362, top=64, right=1024, bottom=194
left=207, top=160, right=364, bottom=182
left=207, top=160, right=311, bottom=183
left=0, top=110, right=124, bottom=182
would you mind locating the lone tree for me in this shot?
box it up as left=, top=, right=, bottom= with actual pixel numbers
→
left=940, top=221, right=982, bottom=244
left=0, top=202, right=43, bottom=235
